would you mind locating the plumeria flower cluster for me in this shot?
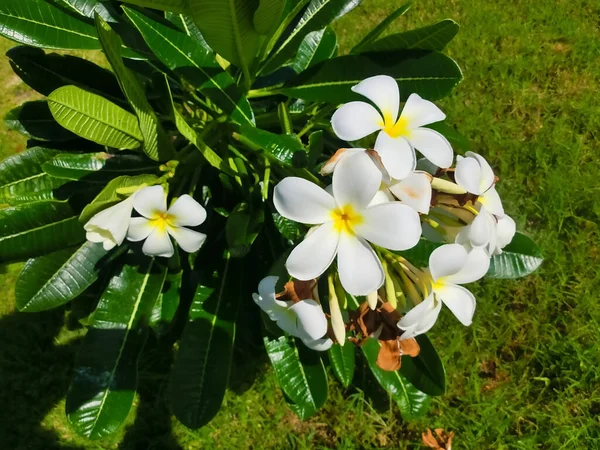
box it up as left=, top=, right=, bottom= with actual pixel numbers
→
left=254, top=75, right=518, bottom=369
left=84, top=185, right=207, bottom=258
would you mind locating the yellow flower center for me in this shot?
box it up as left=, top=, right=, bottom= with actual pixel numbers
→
left=149, top=210, right=174, bottom=232
left=331, top=204, right=363, bottom=235
left=380, top=111, right=411, bottom=139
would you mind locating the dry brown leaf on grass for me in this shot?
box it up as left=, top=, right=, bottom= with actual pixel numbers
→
left=422, top=428, right=454, bottom=449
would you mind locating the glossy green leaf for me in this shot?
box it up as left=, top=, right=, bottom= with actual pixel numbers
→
left=55, top=0, right=120, bottom=22
left=79, top=174, right=158, bottom=223
left=271, top=211, right=305, bottom=243
left=282, top=50, right=462, bottom=104
left=361, top=338, right=431, bottom=419
left=0, top=0, right=100, bottom=50
left=0, top=200, right=85, bottom=263
left=7, top=46, right=125, bottom=105
left=291, top=27, right=337, bottom=73
left=149, top=271, right=181, bottom=336
left=95, top=16, right=173, bottom=162
left=307, top=130, right=324, bottom=167
left=396, top=239, right=440, bottom=268
left=48, top=85, right=143, bottom=150
left=328, top=343, right=355, bottom=387
left=226, top=202, right=265, bottom=258
left=120, top=0, right=187, bottom=14
left=15, top=242, right=109, bottom=313
left=487, top=232, right=543, bottom=279
left=5, top=101, right=78, bottom=141
left=253, top=0, right=286, bottom=35
left=260, top=0, right=361, bottom=75
left=399, top=334, right=445, bottom=396
left=365, top=19, right=459, bottom=53
left=123, top=7, right=255, bottom=126
left=237, top=125, right=307, bottom=167
left=169, top=256, right=243, bottom=429
left=264, top=334, right=328, bottom=419
left=67, top=259, right=168, bottom=439
left=350, top=2, right=413, bottom=53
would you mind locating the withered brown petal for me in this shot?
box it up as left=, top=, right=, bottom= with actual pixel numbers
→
left=276, top=279, right=317, bottom=304
left=422, top=429, right=443, bottom=449
left=376, top=340, right=401, bottom=371
left=400, top=338, right=420, bottom=357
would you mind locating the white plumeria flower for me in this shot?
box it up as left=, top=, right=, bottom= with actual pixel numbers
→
left=84, top=194, right=136, bottom=251
left=274, top=151, right=422, bottom=296
left=456, top=210, right=516, bottom=256
left=455, top=151, right=504, bottom=216
left=331, top=75, right=453, bottom=180
left=398, top=244, right=490, bottom=339
left=252, top=276, right=332, bottom=351
left=127, top=185, right=207, bottom=258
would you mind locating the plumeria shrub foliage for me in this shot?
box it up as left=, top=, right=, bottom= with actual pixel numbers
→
left=0, top=0, right=543, bottom=441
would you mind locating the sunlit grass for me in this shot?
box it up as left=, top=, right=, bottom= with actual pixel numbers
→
left=0, top=0, right=599, bottom=448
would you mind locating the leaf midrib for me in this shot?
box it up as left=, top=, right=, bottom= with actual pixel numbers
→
left=0, top=214, right=76, bottom=242
left=0, top=11, right=97, bottom=41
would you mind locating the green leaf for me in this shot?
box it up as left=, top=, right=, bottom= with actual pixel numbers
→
left=396, top=239, right=440, bottom=268
left=361, top=338, right=431, bottom=419
left=149, top=271, right=181, bottom=336
left=0, top=146, right=67, bottom=205
left=67, top=258, right=167, bottom=439
left=0, top=200, right=85, bottom=263
left=253, top=0, right=286, bottom=35
left=226, top=202, right=265, bottom=258
left=282, top=50, right=462, bottom=104
left=264, top=334, right=328, bottom=419
left=328, top=343, right=355, bottom=387
left=0, top=0, right=100, bottom=50
left=120, top=0, right=187, bottom=14
left=15, top=242, right=109, bottom=313
left=487, top=232, right=543, bottom=279
left=291, top=27, right=337, bottom=74
left=55, top=0, right=120, bottom=22
left=260, top=0, right=360, bottom=75
left=123, top=7, right=255, bottom=126
left=7, top=46, right=125, bottom=105
left=95, top=16, right=174, bottom=161
left=169, top=256, right=243, bottom=429
left=399, top=334, right=445, bottom=396
left=307, top=130, right=324, bottom=167
left=350, top=2, right=413, bottom=53
left=5, top=101, right=78, bottom=141
left=48, top=85, right=143, bottom=150
left=79, top=174, right=159, bottom=223
left=271, top=211, right=305, bottom=242
left=364, top=19, right=459, bottom=53
left=237, top=125, right=307, bottom=167
left=43, top=152, right=158, bottom=181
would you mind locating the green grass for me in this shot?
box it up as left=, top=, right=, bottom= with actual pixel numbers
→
left=1, top=0, right=600, bottom=448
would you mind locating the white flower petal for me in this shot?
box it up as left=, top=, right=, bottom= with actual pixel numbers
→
left=331, top=101, right=383, bottom=141
left=332, top=150, right=382, bottom=210
left=446, top=247, right=490, bottom=285
left=368, top=189, right=395, bottom=206
left=398, top=293, right=442, bottom=339
left=302, top=337, right=333, bottom=351
left=429, top=243, right=468, bottom=282
left=468, top=211, right=495, bottom=248
left=388, top=171, right=432, bottom=214
left=400, top=93, right=446, bottom=128
left=142, top=228, right=174, bottom=258
left=253, top=276, right=289, bottom=319
left=351, top=75, right=400, bottom=124
left=167, top=195, right=207, bottom=227
left=127, top=217, right=154, bottom=242
left=337, top=233, right=384, bottom=296
left=480, top=186, right=505, bottom=216
left=275, top=309, right=302, bottom=336
left=455, top=154, right=483, bottom=194
left=274, top=177, right=335, bottom=225
left=466, top=152, right=495, bottom=193
left=495, top=214, right=516, bottom=252
left=374, top=132, right=416, bottom=180
left=290, top=299, right=328, bottom=340
left=133, top=185, right=167, bottom=218
left=408, top=128, right=453, bottom=169
left=320, top=148, right=364, bottom=175
left=358, top=203, right=422, bottom=251
left=436, top=284, right=476, bottom=326
left=84, top=197, right=134, bottom=249
left=168, top=226, right=206, bottom=253
left=286, top=221, right=339, bottom=280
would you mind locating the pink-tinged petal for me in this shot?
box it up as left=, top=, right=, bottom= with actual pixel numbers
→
left=455, top=154, right=483, bottom=194
left=400, top=93, right=446, bottom=128
left=331, top=101, right=383, bottom=141
left=408, top=128, right=453, bottom=169
left=429, top=243, right=467, bottom=282
left=480, top=186, right=505, bottom=216
left=374, top=132, right=416, bottom=180
left=446, top=247, right=490, bottom=285
left=465, top=151, right=495, bottom=193
left=320, top=148, right=365, bottom=175
left=358, top=202, right=422, bottom=251
left=388, top=171, right=432, bottom=214
left=332, top=150, right=382, bottom=210
left=351, top=75, right=400, bottom=123
left=127, top=217, right=153, bottom=242
left=398, top=293, right=442, bottom=339
left=274, top=177, right=335, bottom=225
left=337, top=233, right=384, bottom=296
left=436, top=284, right=476, bottom=326
left=167, top=226, right=206, bottom=253
left=142, top=228, right=174, bottom=258
left=133, top=185, right=167, bottom=218
left=289, top=299, right=328, bottom=340
left=302, top=337, right=333, bottom=351
left=167, top=195, right=207, bottom=227
left=286, top=221, right=339, bottom=280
